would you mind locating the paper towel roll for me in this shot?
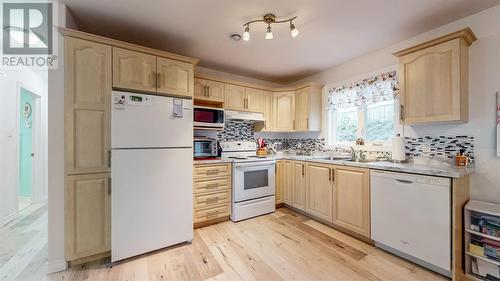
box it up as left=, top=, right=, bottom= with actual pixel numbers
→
left=392, top=136, right=406, bottom=161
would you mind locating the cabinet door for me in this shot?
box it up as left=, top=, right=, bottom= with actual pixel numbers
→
left=399, top=38, right=464, bottom=123
left=260, top=92, right=274, bottom=131
left=306, top=163, right=333, bottom=222
left=295, top=87, right=310, bottom=131
left=332, top=166, right=370, bottom=237
left=65, top=37, right=111, bottom=174
left=274, top=91, right=295, bottom=131
left=283, top=161, right=294, bottom=205
left=275, top=161, right=284, bottom=204
left=65, top=173, right=111, bottom=261
left=224, top=84, right=246, bottom=111
left=206, top=80, right=225, bottom=102
left=194, top=78, right=207, bottom=100
left=292, top=162, right=306, bottom=211
left=112, top=47, right=156, bottom=92
left=245, top=88, right=264, bottom=113
left=157, top=57, right=194, bottom=98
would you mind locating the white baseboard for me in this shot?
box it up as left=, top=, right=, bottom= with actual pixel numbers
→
left=47, top=259, right=67, bottom=273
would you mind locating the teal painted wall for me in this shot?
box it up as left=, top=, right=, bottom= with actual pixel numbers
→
left=19, top=88, right=34, bottom=197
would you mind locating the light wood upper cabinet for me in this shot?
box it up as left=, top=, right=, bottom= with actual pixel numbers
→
left=283, top=161, right=294, bottom=205
left=295, top=86, right=322, bottom=131
left=332, top=166, right=370, bottom=238
left=206, top=80, right=225, bottom=102
left=194, top=78, right=207, bottom=100
left=306, top=163, right=333, bottom=222
left=256, top=92, right=274, bottom=131
left=157, top=57, right=194, bottom=98
left=245, top=88, right=264, bottom=112
left=224, top=84, right=246, bottom=111
left=112, top=47, right=156, bottom=92
left=194, top=78, right=225, bottom=102
left=65, top=37, right=111, bottom=175
left=275, top=160, right=284, bottom=204
left=395, top=29, right=475, bottom=124
left=274, top=91, right=295, bottom=131
left=65, top=173, right=111, bottom=261
left=292, top=162, right=306, bottom=211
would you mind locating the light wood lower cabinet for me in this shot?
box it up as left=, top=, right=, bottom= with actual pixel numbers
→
left=306, top=163, right=333, bottom=222
left=283, top=161, right=294, bottom=205
left=193, top=162, right=232, bottom=227
left=332, top=165, right=370, bottom=237
left=275, top=160, right=284, bottom=204
left=292, top=162, right=306, bottom=211
left=282, top=160, right=371, bottom=239
left=65, top=173, right=111, bottom=261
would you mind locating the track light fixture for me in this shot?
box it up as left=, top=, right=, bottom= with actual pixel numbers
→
left=242, top=13, right=299, bottom=40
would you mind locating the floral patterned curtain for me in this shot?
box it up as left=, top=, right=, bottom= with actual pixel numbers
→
left=327, top=71, right=399, bottom=110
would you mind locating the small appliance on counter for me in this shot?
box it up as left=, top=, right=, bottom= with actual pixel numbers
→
left=193, top=137, right=220, bottom=159
left=193, top=105, right=224, bottom=129
left=256, top=138, right=267, bottom=157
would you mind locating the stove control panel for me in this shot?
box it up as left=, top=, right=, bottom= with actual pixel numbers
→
left=220, top=141, right=257, bottom=152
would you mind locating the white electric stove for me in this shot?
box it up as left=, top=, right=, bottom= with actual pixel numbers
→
left=220, top=141, right=276, bottom=221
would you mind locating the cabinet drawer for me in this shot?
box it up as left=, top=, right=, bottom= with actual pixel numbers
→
left=194, top=190, right=231, bottom=209
left=194, top=164, right=231, bottom=179
left=194, top=178, right=230, bottom=193
left=194, top=204, right=231, bottom=223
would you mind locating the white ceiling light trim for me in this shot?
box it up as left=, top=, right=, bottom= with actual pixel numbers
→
left=242, top=13, right=299, bottom=40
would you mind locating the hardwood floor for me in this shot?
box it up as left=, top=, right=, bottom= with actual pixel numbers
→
left=49, top=208, right=447, bottom=281
left=0, top=203, right=48, bottom=281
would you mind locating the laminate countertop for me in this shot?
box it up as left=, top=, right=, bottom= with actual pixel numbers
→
left=193, top=155, right=473, bottom=178
left=275, top=155, right=474, bottom=178
left=193, top=158, right=233, bottom=165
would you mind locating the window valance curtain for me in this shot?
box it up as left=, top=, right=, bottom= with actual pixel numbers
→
left=327, top=71, right=399, bottom=110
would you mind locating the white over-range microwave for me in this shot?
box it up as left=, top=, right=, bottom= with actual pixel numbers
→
left=193, top=106, right=224, bottom=128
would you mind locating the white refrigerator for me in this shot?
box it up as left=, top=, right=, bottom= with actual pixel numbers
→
left=111, top=91, right=193, bottom=262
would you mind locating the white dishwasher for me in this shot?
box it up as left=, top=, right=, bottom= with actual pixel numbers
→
left=370, top=170, right=451, bottom=277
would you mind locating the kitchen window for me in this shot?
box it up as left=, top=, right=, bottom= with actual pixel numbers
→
left=327, top=71, right=399, bottom=148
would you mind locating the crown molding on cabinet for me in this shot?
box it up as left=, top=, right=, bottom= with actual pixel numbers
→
left=59, top=27, right=200, bottom=65
left=392, top=27, right=477, bottom=57
left=194, top=73, right=323, bottom=93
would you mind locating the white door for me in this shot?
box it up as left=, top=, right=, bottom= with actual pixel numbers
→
left=233, top=161, right=275, bottom=202
left=111, top=148, right=193, bottom=262
left=111, top=91, right=193, bottom=148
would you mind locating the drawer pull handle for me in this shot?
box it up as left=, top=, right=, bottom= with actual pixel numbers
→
left=206, top=170, right=219, bottom=175
left=206, top=197, right=219, bottom=203
left=207, top=211, right=218, bottom=218
left=206, top=183, right=219, bottom=189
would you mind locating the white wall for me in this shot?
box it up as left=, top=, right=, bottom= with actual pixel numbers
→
left=0, top=69, right=48, bottom=221
left=47, top=2, right=68, bottom=273
left=297, top=5, right=500, bottom=203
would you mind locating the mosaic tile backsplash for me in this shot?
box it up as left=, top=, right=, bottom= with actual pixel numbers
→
left=405, top=136, right=474, bottom=159
left=214, top=121, right=475, bottom=159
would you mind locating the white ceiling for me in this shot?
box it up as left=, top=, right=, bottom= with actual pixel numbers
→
left=61, top=0, right=500, bottom=84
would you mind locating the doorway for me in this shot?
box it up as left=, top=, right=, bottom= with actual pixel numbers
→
left=18, top=85, right=41, bottom=211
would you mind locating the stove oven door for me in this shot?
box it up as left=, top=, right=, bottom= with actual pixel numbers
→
left=233, top=160, right=275, bottom=202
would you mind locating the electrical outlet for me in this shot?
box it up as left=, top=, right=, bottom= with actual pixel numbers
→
left=422, top=143, right=431, bottom=154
